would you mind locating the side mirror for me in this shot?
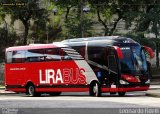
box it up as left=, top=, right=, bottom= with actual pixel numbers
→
left=143, top=46, right=154, bottom=59
left=113, top=46, right=123, bottom=59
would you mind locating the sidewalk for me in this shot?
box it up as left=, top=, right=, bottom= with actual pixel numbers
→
left=151, top=75, right=160, bottom=85
left=145, top=85, right=160, bottom=98
left=146, top=89, right=160, bottom=98
left=146, top=75, right=160, bottom=97
left=0, top=87, right=15, bottom=94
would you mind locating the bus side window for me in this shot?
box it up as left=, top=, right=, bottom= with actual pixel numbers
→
left=6, top=51, right=13, bottom=63
left=108, top=55, right=117, bottom=73
left=72, top=46, right=85, bottom=58
left=104, top=48, right=109, bottom=66
left=12, top=50, right=25, bottom=63
left=60, top=48, right=72, bottom=60
left=26, top=49, right=44, bottom=62
left=45, top=48, right=62, bottom=61
left=88, top=47, right=105, bottom=65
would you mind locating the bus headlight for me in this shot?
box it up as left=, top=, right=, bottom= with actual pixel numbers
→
left=145, top=79, right=150, bottom=84
left=120, top=80, right=129, bottom=84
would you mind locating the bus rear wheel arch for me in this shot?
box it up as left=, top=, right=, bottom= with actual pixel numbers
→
left=26, top=82, right=40, bottom=97
left=89, top=81, right=101, bottom=97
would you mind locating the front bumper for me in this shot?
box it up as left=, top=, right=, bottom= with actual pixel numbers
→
left=118, top=85, right=150, bottom=92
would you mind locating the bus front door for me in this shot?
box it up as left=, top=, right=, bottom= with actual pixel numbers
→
left=108, top=55, right=119, bottom=93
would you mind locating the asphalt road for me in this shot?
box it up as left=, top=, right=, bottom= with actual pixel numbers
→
left=0, top=92, right=160, bottom=114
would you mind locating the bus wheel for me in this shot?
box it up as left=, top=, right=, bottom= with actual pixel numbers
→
left=27, top=84, right=40, bottom=97
left=50, top=92, right=61, bottom=96
left=118, top=92, right=126, bottom=97
left=89, top=81, right=101, bottom=97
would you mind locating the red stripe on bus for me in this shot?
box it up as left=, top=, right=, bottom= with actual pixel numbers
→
left=36, top=88, right=89, bottom=92
left=118, top=86, right=149, bottom=92
left=6, top=86, right=149, bottom=93
left=101, top=86, right=149, bottom=92
left=6, top=88, right=26, bottom=93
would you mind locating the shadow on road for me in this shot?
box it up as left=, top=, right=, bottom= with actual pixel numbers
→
left=5, top=91, right=147, bottom=98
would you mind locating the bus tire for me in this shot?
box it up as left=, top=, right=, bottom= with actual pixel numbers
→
left=118, top=92, right=126, bottom=97
left=26, top=84, right=40, bottom=97
left=50, top=92, right=61, bottom=96
left=89, top=81, right=101, bottom=97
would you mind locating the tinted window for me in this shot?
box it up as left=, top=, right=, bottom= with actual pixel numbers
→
left=26, top=49, right=44, bottom=62
left=72, top=46, right=85, bottom=58
left=12, top=50, right=26, bottom=63
left=120, top=46, right=147, bottom=74
left=88, top=47, right=106, bottom=65
left=45, top=48, right=62, bottom=61
left=59, top=48, right=72, bottom=60
left=45, top=48, right=72, bottom=61
left=108, top=55, right=117, bottom=72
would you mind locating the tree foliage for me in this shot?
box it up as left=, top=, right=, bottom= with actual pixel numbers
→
left=51, top=0, right=96, bottom=38
left=0, top=0, right=48, bottom=45
left=0, top=28, right=18, bottom=62
left=88, top=0, right=140, bottom=35
left=1, top=0, right=160, bottom=66
left=64, top=15, right=95, bottom=38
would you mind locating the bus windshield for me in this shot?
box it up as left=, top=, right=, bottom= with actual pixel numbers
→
left=120, top=45, right=147, bottom=75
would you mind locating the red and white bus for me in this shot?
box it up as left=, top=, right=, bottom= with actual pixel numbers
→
left=5, top=36, right=154, bottom=96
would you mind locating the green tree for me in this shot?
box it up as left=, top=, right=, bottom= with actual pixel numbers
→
left=88, top=0, right=142, bottom=36
left=54, top=0, right=79, bottom=21
left=50, top=0, right=95, bottom=39
left=0, top=7, right=5, bottom=24
left=64, top=15, right=95, bottom=38
left=134, top=0, right=160, bottom=68
left=0, top=28, right=18, bottom=62
left=0, top=0, right=48, bottom=45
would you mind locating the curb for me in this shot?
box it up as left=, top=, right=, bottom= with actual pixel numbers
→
left=145, top=89, right=160, bottom=98
left=0, top=90, right=16, bottom=94
left=146, top=93, right=160, bottom=98
left=0, top=87, right=16, bottom=94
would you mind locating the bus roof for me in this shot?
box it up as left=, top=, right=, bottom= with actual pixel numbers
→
left=6, top=43, right=68, bottom=52
left=61, top=36, right=137, bottom=43
left=6, top=36, right=138, bottom=52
